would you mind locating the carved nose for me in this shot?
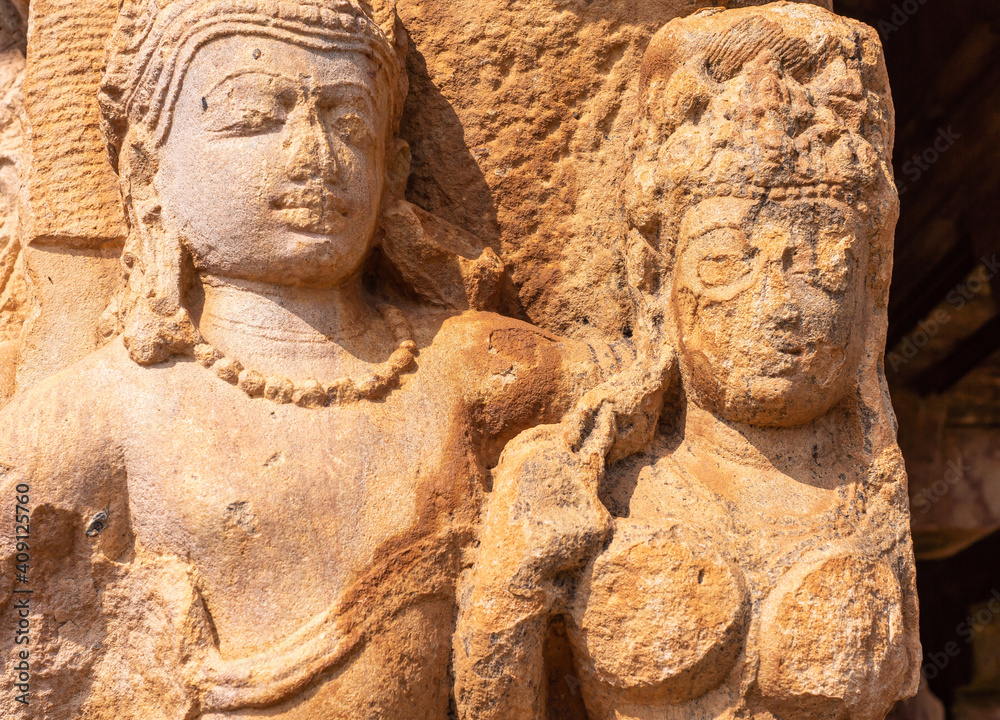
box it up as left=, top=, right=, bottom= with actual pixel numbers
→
left=825, top=56, right=863, bottom=99
left=285, top=113, right=339, bottom=184
left=761, top=266, right=801, bottom=328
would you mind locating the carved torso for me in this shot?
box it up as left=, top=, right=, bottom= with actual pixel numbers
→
left=122, top=352, right=466, bottom=656
left=0, top=309, right=610, bottom=719
left=569, top=439, right=910, bottom=720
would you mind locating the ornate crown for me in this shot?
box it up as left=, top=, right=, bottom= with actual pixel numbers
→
left=99, top=0, right=407, bottom=170
left=626, top=3, right=895, bottom=218
left=622, top=3, right=899, bottom=309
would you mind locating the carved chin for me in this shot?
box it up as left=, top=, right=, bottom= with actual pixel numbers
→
left=724, top=376, right=843, bottom=427
left=684, top=347, right=852, bottom=426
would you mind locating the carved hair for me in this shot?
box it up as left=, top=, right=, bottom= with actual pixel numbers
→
left=96, top=0, right=410, bottom=364
left=623, top=4, right=897, bottom=324
left=99, top=0, right=407, bottom=171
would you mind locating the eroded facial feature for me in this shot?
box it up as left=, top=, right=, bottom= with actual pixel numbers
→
left=672, top=196, right=868, bottom=427
left=157, top=36, right=389, bottom=287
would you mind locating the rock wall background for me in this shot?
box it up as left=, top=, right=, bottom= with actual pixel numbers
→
left=396, top=0, right=832, bottom=340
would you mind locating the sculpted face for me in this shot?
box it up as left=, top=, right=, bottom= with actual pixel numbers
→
left=671, top=196, right=869, bottom=427
left=156, top=35, right=390, bottom=287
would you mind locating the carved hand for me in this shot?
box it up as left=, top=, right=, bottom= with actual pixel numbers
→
left=454, top=401, right=616, bottom=720
left=486, top=401, right=615, bottom=600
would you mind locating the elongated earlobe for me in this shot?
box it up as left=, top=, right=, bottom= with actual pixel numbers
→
left=120, top=186, right=201, bottom=365
left=385, top=138, right=411, bottom=199
left=378, top=197, right=503, bottom=311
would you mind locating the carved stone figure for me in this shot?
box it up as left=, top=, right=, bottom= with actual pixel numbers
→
left=0, top=0, right=26, bottom=403
left=456, top=5, right=921, bottom=719
left=0, top=1, right=625, bottom=717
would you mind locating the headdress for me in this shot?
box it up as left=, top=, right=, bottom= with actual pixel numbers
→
left=99, top=0, right=407, bottom=170
left=93, top=0, right=504, bottom=367
left=623, top=1, right=897, bottom=307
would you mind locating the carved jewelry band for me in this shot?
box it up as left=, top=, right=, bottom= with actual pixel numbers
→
left=193, top=303, right=417, bottom=407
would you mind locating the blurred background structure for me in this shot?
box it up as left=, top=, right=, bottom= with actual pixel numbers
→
left=0, top=0, right=25, bottom=402
left=836, top=1, right=1000, bottom=717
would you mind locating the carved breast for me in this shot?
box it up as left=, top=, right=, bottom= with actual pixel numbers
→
left=757, top=554, right=910, bottom=720
left=568, top=521, right=748, bottom=706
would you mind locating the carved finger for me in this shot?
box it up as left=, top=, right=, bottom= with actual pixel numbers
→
left=580, top=401, right=617, bottom=464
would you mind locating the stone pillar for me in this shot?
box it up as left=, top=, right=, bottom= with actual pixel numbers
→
left=16, top=0, right=126, bottom=392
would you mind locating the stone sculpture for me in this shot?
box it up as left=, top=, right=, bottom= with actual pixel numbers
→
left=456, top=4, right=921, bottom=720
left=0, top=1, right=627, bottom=717
left=0, top=1, right=922, bottom=718
left=0, top=1, right=26, bottom=404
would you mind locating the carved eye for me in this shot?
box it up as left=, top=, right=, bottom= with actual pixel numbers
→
left=326, top=113, right=374, bottom=146
left=210, top=105, right=286, bottom=135
left=811, top=232, right=855, bottom=293
left=202, top=73, right=295, bottom=136
left=699, top=252, right=752, bottom=287
left=694, top=228, right=754, bottom=288
left=314, top=87, right=377, bottom=148
left=783, top=243, right=811, bottom=277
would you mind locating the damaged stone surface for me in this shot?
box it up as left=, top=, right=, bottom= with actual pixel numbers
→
left=0, top=1, right=918, bottom=719
left=455, top=4, right=921, bottom=720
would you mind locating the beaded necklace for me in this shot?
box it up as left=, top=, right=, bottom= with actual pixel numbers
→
left=194, top=304, right=416, bottom=408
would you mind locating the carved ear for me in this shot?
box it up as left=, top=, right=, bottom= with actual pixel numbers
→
left=118, top=191, right=201, bottom=364
left=625, top=228, right=663, bottom=297
left=385, top=138, right=411, bottom=198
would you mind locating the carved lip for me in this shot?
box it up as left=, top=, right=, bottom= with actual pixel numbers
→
left=760, top=344, right=806, bottom=377
left=778, top=344, right=806, bottom=357
left=271, top=186, right=349, bottom=235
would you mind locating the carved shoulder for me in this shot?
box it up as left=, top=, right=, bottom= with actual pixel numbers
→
left=0, top=341, right=129, bottom=524
left=426, top=311, right=626, bottom=465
